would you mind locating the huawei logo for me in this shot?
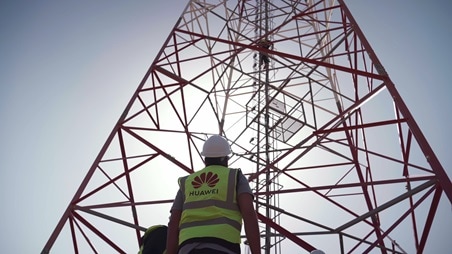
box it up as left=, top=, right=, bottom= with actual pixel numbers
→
left=192, top=172, right=219, bottom=188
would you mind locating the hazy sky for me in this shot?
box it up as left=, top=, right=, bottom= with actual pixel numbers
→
left=0, top=0, right=451, bottom=253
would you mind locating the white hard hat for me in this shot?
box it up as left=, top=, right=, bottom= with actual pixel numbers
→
left=201, top=135, right=231, bottom=157
left=310, top=250, right=325, bottom=254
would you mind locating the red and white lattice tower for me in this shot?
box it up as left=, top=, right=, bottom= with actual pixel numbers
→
left=42, top=0, right=452, bottom=253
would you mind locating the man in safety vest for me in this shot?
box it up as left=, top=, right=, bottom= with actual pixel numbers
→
left=166, top=135, right=261, bottom=254
left=139, top=225, right=167, bottom=254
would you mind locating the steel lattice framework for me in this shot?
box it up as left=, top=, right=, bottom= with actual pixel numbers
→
left=42, top=0, right=451, bottom=253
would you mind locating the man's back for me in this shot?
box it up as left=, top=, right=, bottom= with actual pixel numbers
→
left=166, top=135, right=261, bottom=254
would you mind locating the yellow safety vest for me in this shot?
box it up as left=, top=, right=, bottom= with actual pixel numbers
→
left=178, top=165, right=242, bottom=245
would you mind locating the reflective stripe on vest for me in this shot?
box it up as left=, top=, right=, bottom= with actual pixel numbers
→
left=178, top=166, right=242, bottom=245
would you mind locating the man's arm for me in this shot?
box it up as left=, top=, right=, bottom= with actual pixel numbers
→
left=166, top=209, right=182, bottom=254
left=238, top=193, right=261, bottom=254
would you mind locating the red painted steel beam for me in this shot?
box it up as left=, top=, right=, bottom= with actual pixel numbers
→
left=341, top=118, right=387, bottom=251
left=417, top=183, right=442, bottom=253
left=76, top=205, right=147, bottom=232
left=294, top=2, right=338, bottom=19
left=257, top=212, right=316, bottom=252
left=73, top=218, right=96, bottom=253
left=386, top=80, right=452, bottom=202
left=335, top=179, right=436, bottom=233
left=81, top=199, right=174, bottom=209
left=73, top=211, right=125, bottom=253
left=77, top=155, right=156, bottom=204
left=122, top=126, right=193, bottom=174
left=313, top=119, right=407, bottom=135
left=69, top=216, right=79, bottom=254
left=338, top=0, right=452, bottom=202
left=118, top=129, right=141, bottom=246
left=361, top=183, right=436, bottom=253
left=254, top=175, right=434, bottom=196
left=174, top=28, right=384, bottom=80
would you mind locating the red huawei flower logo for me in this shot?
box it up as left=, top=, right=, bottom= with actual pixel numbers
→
left=192, top=172, right=219, bottom=188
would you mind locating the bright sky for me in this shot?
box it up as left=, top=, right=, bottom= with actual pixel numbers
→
left=0, top=0, right=451, bottom=253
